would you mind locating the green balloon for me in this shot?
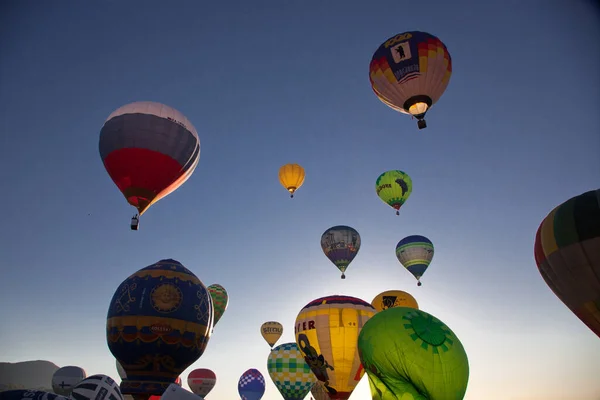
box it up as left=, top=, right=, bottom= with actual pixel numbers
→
left=207, top=284, right=228, bottom=327
left=357, top=307, right=469, bottom=400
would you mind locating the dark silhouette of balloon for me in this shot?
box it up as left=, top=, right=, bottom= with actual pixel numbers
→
left=534, top=189, right=600, bottom=338
left=0, top=390, right=69, bottom=400
left=51, top=366, right=86, bottom=396
left=358, top=307, right=469, bottom=399
left=106, top=259, right=213, bottom=399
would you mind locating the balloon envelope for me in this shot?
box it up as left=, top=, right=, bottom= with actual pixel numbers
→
left=295, top=295, right=376, bottom=399
left=99, top=101, right=200, bottom=216
left=534, top=188, right=600, bottom=338
left=187, top=368, right=216, bottom=397
left=358, top=307, right=469, bottom=400
left=320, top=226, right=361, bottom=279
left=267, top=342, right=316, bottom=400
left=106, top=259, right=213, bottom=397
left=51, top=366, right=86, bottom=396
left=71, top=375, right=123, bottom=400
left=261, top=321, right=283, bottom=348
left=369, top=31, right=452, bottom=128
left=371, top=290, right=418, bottom=312
left=238, top=369, right=265, bottom=400
left=375, top=170, right=412, bottom=215
left=207, top=284, right=229, bottom=327
left=396, top=235, right=434, bottom=285
left=279, top=164, right=305, bottom=197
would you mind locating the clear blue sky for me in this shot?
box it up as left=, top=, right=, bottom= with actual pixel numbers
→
left=1, top=1, right=599, bottom=399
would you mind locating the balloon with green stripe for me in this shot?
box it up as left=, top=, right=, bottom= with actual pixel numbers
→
left=396, top=235, right=434, bottom=286
left=267, top=342, right=316, bottom=400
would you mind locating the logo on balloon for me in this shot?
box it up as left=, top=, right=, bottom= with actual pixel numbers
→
left=151, top=283, right=183, bottom=313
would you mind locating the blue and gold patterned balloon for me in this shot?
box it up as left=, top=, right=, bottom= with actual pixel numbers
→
left=106, top=259, right=213, bottom=398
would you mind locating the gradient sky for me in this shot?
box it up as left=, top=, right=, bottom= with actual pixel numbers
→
left=1, top=1, right=599, bottom=399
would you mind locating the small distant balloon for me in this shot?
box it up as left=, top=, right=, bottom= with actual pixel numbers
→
left=278, top=163, right=305, bottom=198
left=261, top=321, right=283, bottom=348
left=51, top=366, right=86, bottom=396
left=371, top=290, right=418, bottom=312
left=207, top=284, right=229, bottom=327
left=375, top=170, right=412, bottom=215
left=238, top=369, right=265, bottom=400
left=187, top=368, right=217, bottom=397
left=396, top=235, right=434, bottom=286
left=320, top=225, right=361, bottom=279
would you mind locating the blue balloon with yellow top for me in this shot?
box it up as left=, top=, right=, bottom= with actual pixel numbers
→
left=106, top=259, right=213, bottom=399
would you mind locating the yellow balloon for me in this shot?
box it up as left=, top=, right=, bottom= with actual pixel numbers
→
left=261, top=321, right=283, bottom=348
left=371, top=290, right=418, bottom=312
left=278, top=163, right=305, bottom=198
left=295, top=295, right=376, bottom=399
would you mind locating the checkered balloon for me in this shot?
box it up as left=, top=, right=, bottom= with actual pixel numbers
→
left=238, top=368, right=265, bottom=400
left=267, top=342, right=316, bottom=400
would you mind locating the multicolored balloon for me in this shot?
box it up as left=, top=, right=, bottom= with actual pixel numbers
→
left=51, top=366, right=86, bottom=396
left=320, top=226, right=361, bottom=279
left=238, top=369, right=265, bottom=400
left=267, top=342, right=316, bottom=400
left=207, top=284, right=229, bottom=327
left=99, top=101, right=200, bottom=226
left=295, top=295, right=376, bottom=399
left=396, top=235, right=434, bottom=286
left=358, top=307, right=469, bottom=399
left=371, top=290, right=418, bottom=312
left=261, top=321, right=283, bottom=348
left=534, top=188, right=600, bottom=338
left=71, top=375, right=123, bottom=400
left=375, top=170, right=412, bottom=215
left=279, top=163, right=306, bottom=198
left=106, top=259, right=213, bottom=397
left=187, top=368, right=216, bottom=397
left=369, top=31, right=452, bottom=129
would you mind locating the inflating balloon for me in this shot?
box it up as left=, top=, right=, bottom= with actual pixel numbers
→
left=238, top=369, right=265, bottom=400
left=370, top=31, right=452, bottom=129
left=71, top=374, right=123, bottom=400
left=376, top=170, right=412, bottom=216
left=358, top=307, right=469, bottom=399
left=267, top=342, right=316, bottom=400
left=51, top=366, right=86, bottom=396
left=320, top=225, right=361, bottom=279
left=188, top=368, right=216, bottom=397
left=534, top=188, right=600, bottom=338
left=106, top=259, right=213, bottom=398
left=279, top=163, right=306, bottom=198
left=295, top=295, right=376, bottom=399
left=396, top=235, right=434, bottom=286
left=207, top=283, right=229, bottom=327
left=371, top=290, right=418, bottom=312
left=261, top=321, right=283, bottom=348
left=99, top=101, right=200, bottom=230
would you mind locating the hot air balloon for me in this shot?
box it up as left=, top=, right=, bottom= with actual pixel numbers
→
left=371, top=290, right=418, bottom=312
left=238, top=369, right=265, bottom=400
left=261, top=321, right=283, bottom=348
left=369, top=31, right=452, bottom=129
left=71, top=375, right=123, bottom=400
left=396, top=235, right=434, bottom=286
left=187, top=368, right=216, bottom=397
left=267, top=342, right=316, bottom=400
left=375, top=170, right=412, bottom=216
left=51, top=366, right=86, bottom=396
left=279, top=164, right=305, bottom=198
left=534, top=188, right=600, bottom=338
left=320, top=226, right=361, bottom=279
left=207, top=284, right=229, bottom=328
left=99, top=101, right=200, bottom=230
left=295, top=295, right=376, bottom=399
left=358, top=307, right=469, bottom=399
left=106, top=259, right=213, bottom=398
